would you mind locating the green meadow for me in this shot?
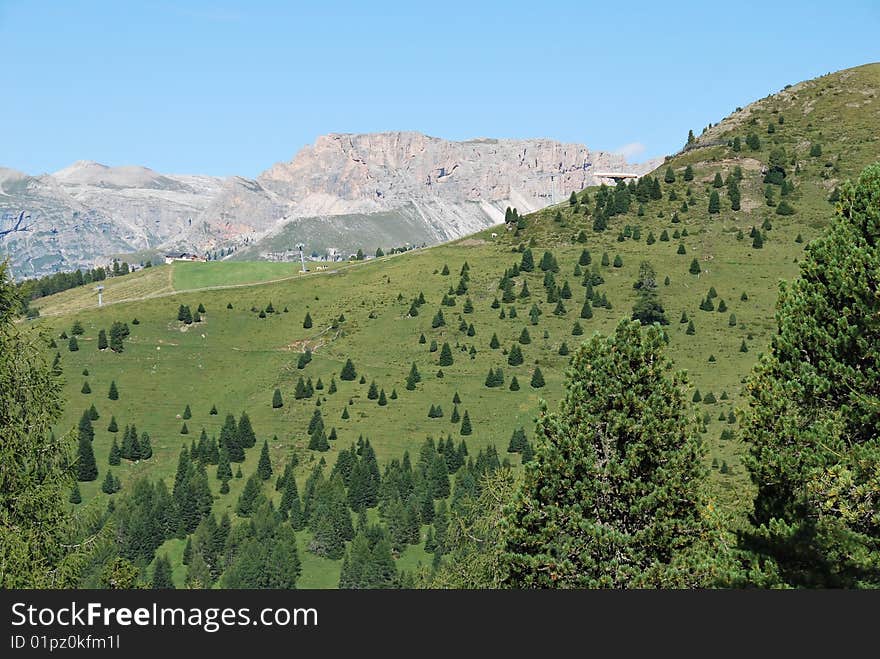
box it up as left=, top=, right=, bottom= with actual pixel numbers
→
left=28, top=62, right=880, bottom=587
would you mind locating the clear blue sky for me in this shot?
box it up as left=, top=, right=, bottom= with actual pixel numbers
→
left=2, top=0, right=878, bottom=177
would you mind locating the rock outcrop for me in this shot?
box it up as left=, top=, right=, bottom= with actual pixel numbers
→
left=0, top=132, right=657, bottom=277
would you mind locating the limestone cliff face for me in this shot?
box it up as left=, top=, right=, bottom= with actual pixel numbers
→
left=258, top=132, right=654, bottom=237
left=0, top=133, right=656, bottom=277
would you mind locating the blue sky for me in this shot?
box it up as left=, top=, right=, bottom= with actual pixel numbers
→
left=2, top=0, right=878, bottom=177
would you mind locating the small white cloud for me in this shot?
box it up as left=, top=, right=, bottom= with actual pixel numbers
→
left=613, top=142, right=646, bottom=161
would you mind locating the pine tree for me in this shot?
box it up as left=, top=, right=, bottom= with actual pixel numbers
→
left=689, top=258, right=701, bottom=275
left=490, top=333, right=500, bottom=349
left=340, top=358, right=357, bottom=381
left=97, top=329, right=108, bottom=350
left=303, top=312, right=313, bottom=329
left=69, top=482, right=82, bottom=504
left=272, top=388, right=283, bottom=409
left=530, top=367, right=545, bottom=389
left=460, top=411, right=473, bottom=435
left=108, top=438, right=121, bottom=465
left=68, top=336, right=79, bottom=352
left=708, top=191, right=720, bottom=214
left=405, top=362, right=421, bottom=390
left=683, top=164, right=694, bottom=181
left=151, top=555, right=174, bottom=589
left=236, top=474, right=263, bottom=516
left=216, top=447, right=232, bottom=481
left=257, top=440, right=273, bottom=480
left=503, top=320, right=713, bottom=587
left=439, top=342, right=454, bottom=366
left=81, top=380, right=91, bottom=394
left=101, top=469, right=118, bottom=494
left=508, top=343, right=524, bottom=366
left=76, top=434, right=97, bottom=481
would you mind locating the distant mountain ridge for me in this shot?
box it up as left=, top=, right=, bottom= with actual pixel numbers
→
left=0, top=132, right=657, bottom=277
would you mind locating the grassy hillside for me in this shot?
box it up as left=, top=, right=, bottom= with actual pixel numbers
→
left=30, top=63, right=880, bottom=588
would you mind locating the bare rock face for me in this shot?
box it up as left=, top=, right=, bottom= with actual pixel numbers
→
left=0, top=133, right=655, bottom=277
left=260, top=132, right=653, bottom=232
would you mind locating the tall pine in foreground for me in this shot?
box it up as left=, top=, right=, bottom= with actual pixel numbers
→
left=0, top=262, right=93, bottom=587
left=503, top=319, right=715, bottom=587
left=740, top=164, right=880, bottom=588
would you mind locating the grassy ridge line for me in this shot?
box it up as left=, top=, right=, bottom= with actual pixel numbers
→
left=33, top=250, right=423, bottom=317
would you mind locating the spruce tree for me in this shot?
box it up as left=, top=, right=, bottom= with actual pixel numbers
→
left=439, top=342, right=454, bottom=366
left=257, top=440, right=273, bottom=480
left=272, top=388, right=283, bottom=408
left=460, top=411, right=473, bottom=435
left=503, top=320, right=713, bottom=587
left=109, top=438, right=121, bottom=465
left=708, top=191, right=720, bottom=214
left=340, top=358, right=357, bottom=381
left=216, top=448, right=233, bottom=481
left=530, top=367, right=545, bottom=389
left=740, top=165, right=880, bottom=587
left=151, top=555, right=174, bottom=589
left=97, top=329, right=108, bottom=350
left=303, top=312, right=313, bottom=329
left=69, top=482, right=82, bottom=504
left=508, top=344, right=524, bottom=366
left=76, top=434, right=98, bottom=482
left=236, top=474, right=263, bottom=516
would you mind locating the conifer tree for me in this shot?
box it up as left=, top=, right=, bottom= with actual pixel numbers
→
left=81, top=380, right=91, bottom=394
left=97, top=329, right=108, bottom=350
left=740, top=165, right=880, bottom=586
left=439, top=342, right=454, bottom=366
left=460, top=411, right=473, bottom=435
left=509, top=375, right=520, bottom=391
left=216, top=447, right=233, bottom=482
left=708, top=190, right=720, bottom=214
left=508, top=344, right=524, bottom=366
left=303, top=312, right=313, bottom=329
left=69, top=482, right=82, bottom=504
left=76, top=434, right=97, bottom=482
left=503, top=320, right=713, bottom=587
left=236, top=474, right=263, bottom=516
left=340, top=358, right=357, bottom=381
left=257, top=440, right=273, bottom=480
left=405, top=362, right=421, bottom=390
left=151, top=555, right=174, bottom=589
left=530, top=367, right=545, bottom=389
left=108, top=438, right=121, bottom=465
left=272, top=388, right=283, bottom=408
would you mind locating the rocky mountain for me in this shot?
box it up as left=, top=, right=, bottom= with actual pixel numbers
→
left=0, top=133, right=657, bottom=277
